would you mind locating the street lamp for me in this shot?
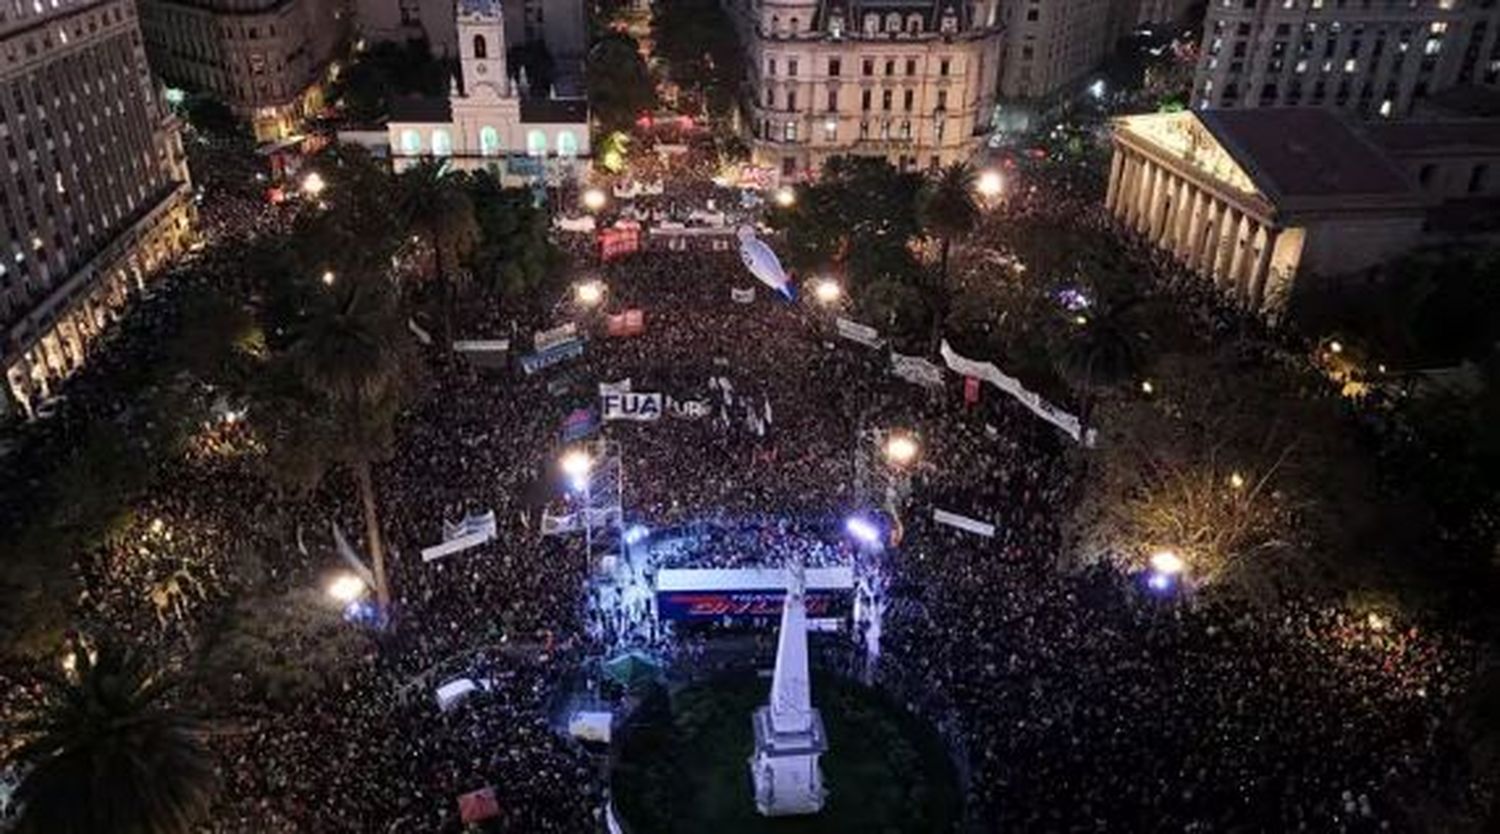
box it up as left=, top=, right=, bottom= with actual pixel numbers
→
left=1149, top=549, right=1185, bottom=576
left=560, top=448, right=594, bottom=491
left=975, top=169, right=1004, bottom=200
left=581, top=187, right=607, bottom=212
left=326, top=572, right=367, bottom=604
left=883, top=433, right=919, bottom=466
left=574, top=279, right=605, bottom=306
left=773, top=186, right=797, bottom=208
left=1229, top=472, right=1246, bottom=490
left=321, top=270, right=335, bottom=286
left=813, top=278, right=842, bottom=305
left=301, top=171, right=326, bottom=197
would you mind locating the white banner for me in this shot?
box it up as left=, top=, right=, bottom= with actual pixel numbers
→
left=408, top=318, right=433, bottom=345
left=421, top=529, right=493, bottom=563
left=836, top=317, right=884, bottom=348
left=601, top=392, right=663, bottom=421
left=933, top=508, right=996, bottom=538
left=667, top=397, right=711, bottom=419
left=731, top=287, right=756, bottom=304
left=534, top=322, right=578, bottom=352
left=442, top=510, right=496, bottom=543
left=940, top=341, right=1096, bottom=446
left=598, top=378, right=632, bottom=395
left=452, top=339, right=510, bottom=353
left=890, top=352, right=945, bottom=388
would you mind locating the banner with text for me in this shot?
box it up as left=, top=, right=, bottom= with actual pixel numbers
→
left=933, top=508, right=996, bottom=538
left=533, top=323, right=578, bottom=353
left=836, top=317, right=884, bottom=348
left=601, top=392, right=664, bottom=421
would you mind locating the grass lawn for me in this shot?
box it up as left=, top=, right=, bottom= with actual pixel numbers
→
left=611, top=671, right=961, bottom=834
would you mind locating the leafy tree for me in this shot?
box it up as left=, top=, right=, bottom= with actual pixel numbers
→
left=587, top=34, right=656, bottom=133
left=7, top=636, right=217, bottom=834
left=398, top=159, right=480, bottom=338
left=197, top=589, right=372, bottom=705
left=461, top=171, right=561, bottom=304
left=920, top=163, right=980, bottom=350
left=1054, top=296, right=1150, bottom=429
left=651, top=0, right=744, bottom=119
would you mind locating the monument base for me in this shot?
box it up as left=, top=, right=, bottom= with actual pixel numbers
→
left=748, top=706, right=827, bottom=816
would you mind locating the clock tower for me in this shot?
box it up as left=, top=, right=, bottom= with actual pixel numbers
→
left=457, top=0, right=510, bottom=103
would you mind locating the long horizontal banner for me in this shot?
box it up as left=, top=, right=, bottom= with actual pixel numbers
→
left=891, top=352, right=945, bottom=388
left=533, top=322, right=578, bottom=352
left=422, top=529, right=494, bottom=563
left=836, top=317, right=883, bottom=348
left=452, top=339, right=511, bottom=353
left=940, top=341, right=1095, bottom=446
left=519, top=338, right=584, bottom=375
left=933, top=508, right=995, bottom=538
left=601, top=392, right=663, bottom=421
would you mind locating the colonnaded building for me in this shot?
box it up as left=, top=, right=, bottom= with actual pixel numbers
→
left=1, top=0, right=194, bottom=417
left=723, top=0, right=1006, bottom=179
left=342, top=0, right=588, bottom=182
left=1107, top=108, right=1500, bottom=315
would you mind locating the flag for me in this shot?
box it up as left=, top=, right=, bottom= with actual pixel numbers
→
left=560, top=407, right=598, bottom=442
left=964, top=376, right=981, bottom=405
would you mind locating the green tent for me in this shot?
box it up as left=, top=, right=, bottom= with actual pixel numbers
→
left=603, top=651, right=661, bottom=690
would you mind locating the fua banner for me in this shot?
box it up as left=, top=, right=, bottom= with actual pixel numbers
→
left=601, top=392, right=663, bottom=421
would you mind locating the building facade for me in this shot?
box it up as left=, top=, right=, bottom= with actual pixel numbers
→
left=353, top=0, right=588, bottom=180
left=725, top=0, right=1005, bottom=180
left=354, top=0, right=585, bottom=67
left=1106, top=109, right=1434, bottom=314
left=998, top=0, right=1135, bottom=101
left=1193, top=0, right=1500, bottom=118
left=138, top=0, right=351, bottom=140
left=1, top=0, right=194, bottom=417
left=1137, top=0, right=1195, bottom=26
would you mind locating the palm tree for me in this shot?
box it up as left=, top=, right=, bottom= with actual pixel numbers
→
left=8, top=636, right=217, bottom=834
left=920, top=163, right=980, bottom=352
left=288, top=280, right=409, bottom=610
left=1056, top=298, right=1148, bottom=434
left=397, top=159, right=480, bottom=340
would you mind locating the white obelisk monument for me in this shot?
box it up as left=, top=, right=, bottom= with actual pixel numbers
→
left=748, top=561, right=827, bottom=816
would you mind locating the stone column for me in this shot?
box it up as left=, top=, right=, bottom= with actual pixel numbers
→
left=1196, top=199, right=1222, bottom=276
left=1149, top=171, right=1174, bottom=242
left=1131, top=161, right=1154, bottom=233
left=1215, top=207, right=1242, bottom=287
left=1172, top=181, right=1197, bottom=258
left=1183, top=188, right=1207, bottom=263
left=1247, top=226, right=1282, bottom=311
left=1227, top=215, right=1256, bottom=296
left=1106, top=150, right=1126, bottom=214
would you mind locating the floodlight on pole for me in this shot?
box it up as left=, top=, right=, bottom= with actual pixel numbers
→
left=883, top=434, right=919, bottom=466
left=301, top=171, right=326, bottom=197
left=574, top=280, right=605, bottom=306
left=581, top=188, right=607, bottom=212
left=813, top=278, right=842, bottom=305
left=327, top=572, right=367, bottom=604
left=561, top=448, right=594, bottom=491
left=1149, top=549, right=1185, bottom=576
left=976, top=169, right=1004, bottom=199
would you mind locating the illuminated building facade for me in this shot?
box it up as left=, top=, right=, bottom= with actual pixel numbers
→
left=1, top=0, right=194, bottom=417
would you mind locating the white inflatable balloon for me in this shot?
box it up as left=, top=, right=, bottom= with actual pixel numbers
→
left=737, top=226, right=795, bottom=301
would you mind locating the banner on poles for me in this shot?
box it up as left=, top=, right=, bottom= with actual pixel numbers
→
left=836, top=318, right=884, bottom=348
left=560, top=408, right=598, bottom=442
left=599, top=224, right=641, bottom=261
left=519, top=338, right=584, bottom=375
left=601, top=391, right=663, bottom=421
left=941, top=341, right=1094, bottom=445
left=598, top=378, right=632, bottom=395
left=442, top=510, right=497, bottom=543
left=606, top=309, right=645, bottom=337
left=667, top=397, right=711, bottom=419
left=731, top=288, right=756, bottom=304
left=422, top=530, right=493, bottom=562
left=933, top=508, right=996, bottom=538
left=890, top=352, right=945, bottom=388
left=533, top=323, right=578, bottom=352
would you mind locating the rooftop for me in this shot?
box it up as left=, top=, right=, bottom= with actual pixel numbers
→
left=388, top=95, right=453, bottom=124
left=1197, top=108, right=1413, bottom=201
left=1364, top=120, right=1500, bottom=155
left=521, top=98, right=589, bottom=125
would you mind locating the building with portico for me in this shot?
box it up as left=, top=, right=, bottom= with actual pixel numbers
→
left=342, top=0, right=588, bottom=182
left=1106, top=108, right=1433, bottom=314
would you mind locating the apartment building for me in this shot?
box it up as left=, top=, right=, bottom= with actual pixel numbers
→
left=138, top=0, right=351, bottom=139
left=1, top=0, right=193, bottom=416
left=726, top=0, right=1006, bottom=180
left=1193, top=0, right=1500, bottom=117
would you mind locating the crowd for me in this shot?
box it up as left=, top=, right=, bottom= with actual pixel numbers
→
left=0, top=124, right=1483, bottom=834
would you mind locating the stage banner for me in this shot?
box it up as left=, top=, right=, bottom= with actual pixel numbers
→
left=890, top=352, right=945, bottom=388
left=601, top=391, right=663, bottom=421
left=560, top=408, right=598, bottom=442
left=519, top=338, right=584, bottom=375
left=598, top=378, right=632, bottom=395
left=940, top=341, right=1095, bottom=446
left=933, top=508, right=996, bottom=538
left=731, top=288, right=756, bottom=304
left=836, top=317, right=884, bottom=348
left=533, top=323, right=578, bottom=352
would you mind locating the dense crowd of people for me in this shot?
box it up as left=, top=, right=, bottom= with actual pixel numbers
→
left=0, top=123, right=1484, bottom=834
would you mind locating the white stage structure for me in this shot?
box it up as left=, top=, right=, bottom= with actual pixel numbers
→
left=748, top=562, right=827, bottom=816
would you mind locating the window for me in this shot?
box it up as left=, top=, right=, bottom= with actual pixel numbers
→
left=787, top=90, right=797, bottom=111
left=906, top=58, right=916, bottom=76
left=527, top=129, right=547, bottom=156
left=557, top=130, right=579, bottom=157
left=904, top=89, right=914, bottom=110
left=826, top=89, right=837, bottom=111
left=480, top=125, right=500, bottom=156
left=882, top=89, right=892, bottom=110
left=431, top=129, right=452, bottom=156
left=936, top=90, right=947, bottom=110
left=939, top=58, right=950, bottom=76
left=400, top=128, right=421, bottom=155
left=789, top=59, right=799, bottom=76
left=862, top=89, right=872, bottom=111
left=473, top=35, right=487, bottom=59
left=783, top=121, right=797, bottom=142
left=828, top=58, right=841, bottom=77
left=862, top=58, right=874, bottom=76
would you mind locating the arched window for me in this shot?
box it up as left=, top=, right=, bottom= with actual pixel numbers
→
left=885, top=13, right=901, bottom=32
left=400, top=128, right=421, bottom=155
left=431, top=128, right=452, bottom=156
left=480, top=125, right=500, bottom=156
left=473, top=34, right=487, bottom=59
left=906, top=14, right=922, bottom=33
left=556, top=130, right=579, bottom=157
left=770, top=14, right=779, bottom=34
left=527, top=129, right=548, bottom=157
left=863, top=14, right=878, bottom=35
left=789, top=17, right=798, bottom=33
